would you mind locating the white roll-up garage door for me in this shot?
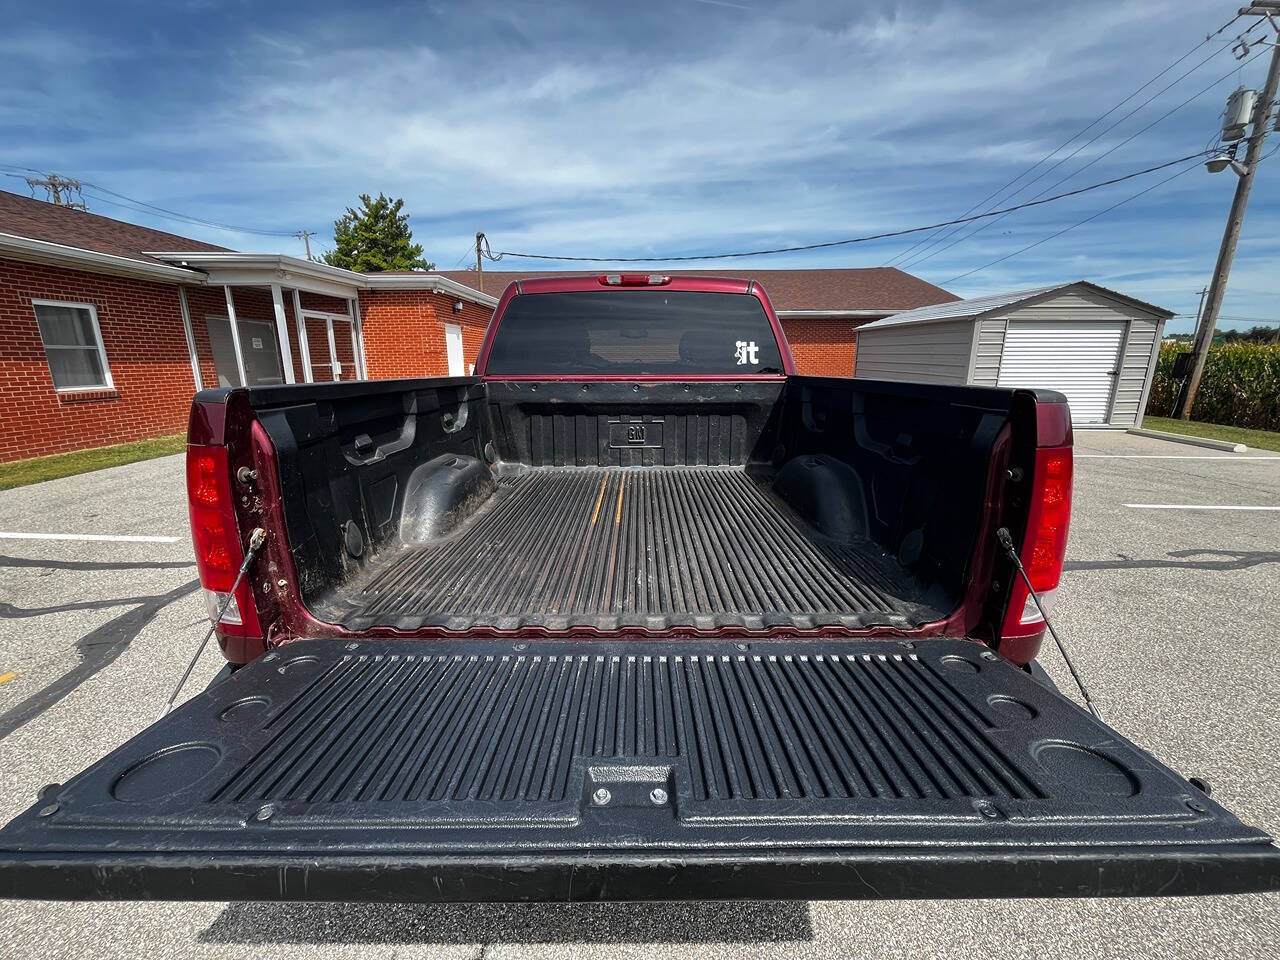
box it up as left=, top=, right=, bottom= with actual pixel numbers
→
left=997, top=321, right=1125, bottom=425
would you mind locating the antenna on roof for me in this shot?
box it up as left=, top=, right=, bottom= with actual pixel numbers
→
left=26, top=173, right=87, bottom=210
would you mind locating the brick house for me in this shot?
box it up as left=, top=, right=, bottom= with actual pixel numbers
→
left=438, top=269, right=958, bottom=377
left=1, top=189, right=956, bottom=463
left=0, top=190, right=495, bottom=462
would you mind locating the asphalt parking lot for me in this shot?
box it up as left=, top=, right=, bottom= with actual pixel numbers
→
left=0, top=429, right=1276, bottom=959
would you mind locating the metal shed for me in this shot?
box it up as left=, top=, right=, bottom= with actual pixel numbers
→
left=852, top=281, right=1173, bottom=427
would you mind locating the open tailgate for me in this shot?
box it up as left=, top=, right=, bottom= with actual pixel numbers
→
left=1, top=638, right=1276, bottom=902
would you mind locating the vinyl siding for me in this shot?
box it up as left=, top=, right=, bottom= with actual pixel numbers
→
left=855, top=286, right=1167, bottom=424
left=997, top=287, right=1165, bottom=427
left=1110, top=318, right=1159, bottom=427
left=852, top=319, right=973, bottom=385
left=971, top=318, right=1006, bottom=386
left=998, top=288, right=1154, bottom=325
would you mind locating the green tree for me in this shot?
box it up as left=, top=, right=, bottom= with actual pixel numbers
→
left=321, top=193, right=434, bottom=272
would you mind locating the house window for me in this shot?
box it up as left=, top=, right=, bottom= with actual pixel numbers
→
left=32, top=300, right=113, bottom=391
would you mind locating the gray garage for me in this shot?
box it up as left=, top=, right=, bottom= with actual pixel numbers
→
left=852, top=281, right=1172, bottom=427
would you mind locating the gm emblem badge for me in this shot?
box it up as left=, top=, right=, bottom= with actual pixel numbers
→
left=626, top=424, right=647, bottom=444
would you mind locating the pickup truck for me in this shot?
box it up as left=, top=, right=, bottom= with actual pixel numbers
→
left=1, top=273, right=1276, bottom=902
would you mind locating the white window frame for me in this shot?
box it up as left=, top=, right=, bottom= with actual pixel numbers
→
left=31, top=299, right=114, bottom=392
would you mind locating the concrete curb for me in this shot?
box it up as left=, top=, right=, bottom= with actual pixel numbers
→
left=1127, top=426, right=1248, bottom=454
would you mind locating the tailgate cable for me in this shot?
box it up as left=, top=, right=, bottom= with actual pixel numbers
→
left=996, top=527, right=1103, bottom=722
left=157, top=527, right=267, bottom=720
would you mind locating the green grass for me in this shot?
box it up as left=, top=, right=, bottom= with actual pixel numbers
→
left=0, top=434, right=187, bottom=491
left=1141, top=416, right=1280, bottom=453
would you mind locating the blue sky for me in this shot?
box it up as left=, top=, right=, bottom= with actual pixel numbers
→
left=2, top=0, right=1277, bottom=332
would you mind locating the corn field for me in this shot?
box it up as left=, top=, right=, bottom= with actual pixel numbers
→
left=1145, top=341, right=1280, bottom=431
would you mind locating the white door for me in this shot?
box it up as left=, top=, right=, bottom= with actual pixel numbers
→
left=997, top=321, right=1125, bottom=425
left=206, top=316, right=283, bottom=387
left=445, top=323, right=465, bottom=377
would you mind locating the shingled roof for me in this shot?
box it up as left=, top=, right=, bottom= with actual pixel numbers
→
left=0, top=189, right=230, bottom=266
left=433, top=268, right=957, bottom=314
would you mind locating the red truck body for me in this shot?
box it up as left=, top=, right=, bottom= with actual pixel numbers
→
left=188, top=273, right=1069, bottom=667
left=2, top=275, right=1274, bottom=905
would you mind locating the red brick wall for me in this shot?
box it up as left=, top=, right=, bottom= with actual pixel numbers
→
left=0, top=257, right=200, bottom=462
left=0, top=261, right=497, bottom=462
left=358, top=289, right=492, bottom=379
left=780, top=317, right=880, bottom=377
left=299, top=292, right=351, bottom=314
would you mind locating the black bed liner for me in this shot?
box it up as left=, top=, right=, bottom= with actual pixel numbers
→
left=1, top=637, right=1276, bottom=902
left=323, top=466, right=941, bottom=633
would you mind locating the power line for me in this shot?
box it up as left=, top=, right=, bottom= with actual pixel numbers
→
left=902, top=35, right=1270, bottom=271
left=883, top=12, right=1248, bottom=268
left=451, top=243, right=477, bottom=269
left=485, top=152, right=1210, bottom=263
left=898, top=41, right=1233, bottom=270
left=78, top=184, right=299, bottom=237
left=938, top=156, right=1204, bottom=284
left=1, top=165, right=301, bottom=237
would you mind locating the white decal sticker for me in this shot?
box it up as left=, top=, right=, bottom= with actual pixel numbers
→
left=734, top=340, right=760, bottom=365
left=251, top=337, right=264, bottom=350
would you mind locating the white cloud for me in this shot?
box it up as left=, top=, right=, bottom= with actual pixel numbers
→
left=1, top=0, right=1275, bottom=328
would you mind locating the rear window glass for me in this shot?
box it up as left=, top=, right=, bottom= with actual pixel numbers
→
left=484, top=290, right=785, bottom=375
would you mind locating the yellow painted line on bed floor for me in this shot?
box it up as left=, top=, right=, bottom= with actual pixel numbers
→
left=615, top=473, right=626, bottom=525
left=0, top=671, right=18, bottom=686
left=590, top=474, right=609, bottom=525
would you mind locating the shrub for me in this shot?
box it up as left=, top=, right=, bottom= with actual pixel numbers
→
left=1146, top=341, right=1280, bottom=431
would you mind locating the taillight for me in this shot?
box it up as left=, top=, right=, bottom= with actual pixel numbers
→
left=999, top=398, right=1073, bottom=663
left=186, top=444, right=261, bottom=637
left=599, top=273, right=670, bottom=286
left=1001, top=444, right=1073, bottom=652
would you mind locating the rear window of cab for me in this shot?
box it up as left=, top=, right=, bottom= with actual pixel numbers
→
left=484, top=291, right=785, bottom=376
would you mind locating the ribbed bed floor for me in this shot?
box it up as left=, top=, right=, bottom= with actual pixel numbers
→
left=329, top=467, right=941, bottom=632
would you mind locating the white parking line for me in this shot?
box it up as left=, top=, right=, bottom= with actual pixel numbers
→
left=1124, top=504, right=1280, bottom=511
left=0, top=531, right=181, bottom=543
left=1077, top=454, right=1280, bottom=460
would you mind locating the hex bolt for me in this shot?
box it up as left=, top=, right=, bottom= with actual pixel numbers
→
left=977, top=802, right=1000, bottom=819
left=277, top=579, right=288, bottom=588
left=345, top=642, right=359, bottom=651
left=592, top=788, right=612, bottom=806
left=253, top=803, right=275, bottom=822
left=649, top=787, right=668, bottom=805
left=37, top=803, right=59, bottom=818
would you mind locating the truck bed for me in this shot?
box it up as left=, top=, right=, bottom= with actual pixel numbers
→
left=254, top=377, right=1010, bottom=641
left=322, top=466, right=942, bottom=633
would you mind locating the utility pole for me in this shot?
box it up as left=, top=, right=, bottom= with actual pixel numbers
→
left=25, top=174, right=87, bottom=210
left=475, top=232, right=486, bottom=293
left=294, top=230, right=316, bottom=260
left=1175, top=3, right=1280, bottom=419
